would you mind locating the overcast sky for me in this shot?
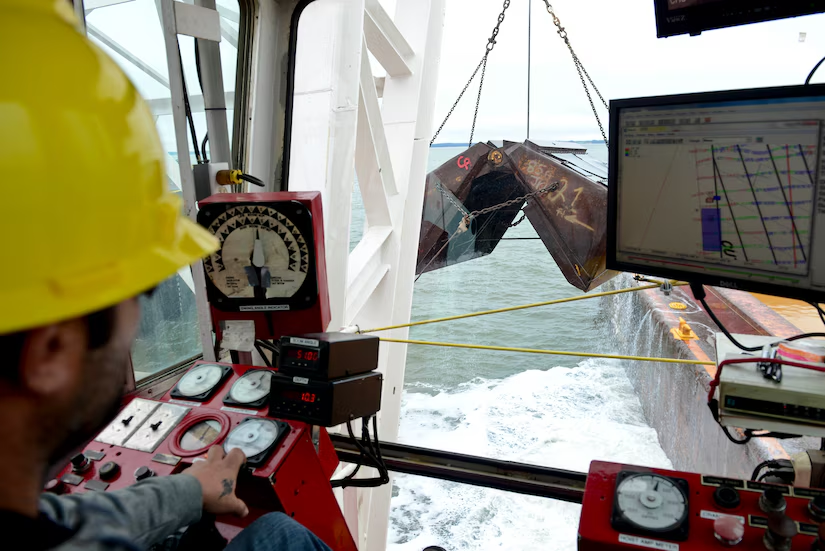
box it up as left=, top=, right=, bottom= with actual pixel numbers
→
left=430, top=0, right=825, bottom=143
left=89, top=0, right=825, bottom=147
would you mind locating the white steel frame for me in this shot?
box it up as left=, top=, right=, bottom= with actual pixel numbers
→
left=74, top=0, right=445, bottom=547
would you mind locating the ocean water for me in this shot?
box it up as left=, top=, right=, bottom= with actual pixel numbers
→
left=349, top=143, right=672, bottom=551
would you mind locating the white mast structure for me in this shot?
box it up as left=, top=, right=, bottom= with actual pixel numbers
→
left=73, top=0, right=446, bottom=549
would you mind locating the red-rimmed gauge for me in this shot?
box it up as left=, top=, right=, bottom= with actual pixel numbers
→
left=168, top=411, right=232, bottom=457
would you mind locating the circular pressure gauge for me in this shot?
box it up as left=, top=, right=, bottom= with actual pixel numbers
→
left=223, top=418, right=289, bottom=467
left=170, top=363, right=232, bottom=402
left=224, top=370, right=273, bottom=408
left=612, top=472, right=689, bottom=540
left=197, top=201, right=317, bottom=312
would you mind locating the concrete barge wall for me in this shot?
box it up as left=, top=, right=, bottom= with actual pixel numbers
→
left=602, top=275, right=816, bottom=478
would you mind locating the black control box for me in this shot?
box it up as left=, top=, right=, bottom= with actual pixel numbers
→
left=269, top=371, right=383, bottom=426
left=278, top=332, right=379, bottom=381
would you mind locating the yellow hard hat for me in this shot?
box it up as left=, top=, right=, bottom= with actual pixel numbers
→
left=0, top=0, right=219, bottom=335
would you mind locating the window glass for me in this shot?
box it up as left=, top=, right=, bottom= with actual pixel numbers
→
left=84, top=0, right=242, bottom=381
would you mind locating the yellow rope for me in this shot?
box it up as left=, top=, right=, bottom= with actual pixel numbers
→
left=361, top=281, right=686, bottom=334
left=381, top=338, right=714, bottom=366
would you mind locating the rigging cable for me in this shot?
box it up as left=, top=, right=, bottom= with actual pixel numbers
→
left=430, top=0, right=512, bottom=147
left=177, top=40, right=202, bottom=165
left=362, top=281, right=684, bottom=333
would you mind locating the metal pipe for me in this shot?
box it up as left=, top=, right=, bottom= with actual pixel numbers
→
left=329, top=434, right=587, bottom=504
left=195, top=0, right=232, bottom=167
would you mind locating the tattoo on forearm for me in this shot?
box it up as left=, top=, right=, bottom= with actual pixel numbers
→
left=220, top=479, right=233, bottom=498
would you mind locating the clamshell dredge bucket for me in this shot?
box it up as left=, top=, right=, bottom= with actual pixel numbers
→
left=417, top=141, right=617, bottom=292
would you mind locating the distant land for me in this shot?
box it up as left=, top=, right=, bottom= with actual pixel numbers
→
left=431, top=139, right=602, bottom=148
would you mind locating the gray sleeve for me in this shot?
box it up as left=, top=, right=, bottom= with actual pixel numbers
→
left=40, top=474, right=203, bottom=550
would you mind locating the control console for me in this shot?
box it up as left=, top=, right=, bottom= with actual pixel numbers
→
left=580, top=461, right=825, bottom=550
left=49, top=362, right=356, bottom=551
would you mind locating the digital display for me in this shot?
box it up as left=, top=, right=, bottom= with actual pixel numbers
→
left=609, top=87, right=825, bottom=302
left=281, top=390, right=317, bottom=403
left=285, top=348, right=320, bottom=363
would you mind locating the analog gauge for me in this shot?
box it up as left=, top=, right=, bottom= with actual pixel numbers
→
left=226, top=370, right=272, bottom=406
left=176, top=364, right=224, bottom=397
left=202, top=205, right=310, bottom=301
left=179, top=420, right=222, bottom=451
left=223, top=418, right=287, bottom=466
left=615, top=473, right=688, bottom=532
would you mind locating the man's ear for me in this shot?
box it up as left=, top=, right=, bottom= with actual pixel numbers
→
left=18, top=320, right=87, bottom=397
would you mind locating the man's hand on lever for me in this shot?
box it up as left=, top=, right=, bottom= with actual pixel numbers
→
left=186, top=446, right=249, bottom=518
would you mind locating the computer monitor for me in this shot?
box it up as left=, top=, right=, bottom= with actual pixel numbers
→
left=607, top=84, right=825, bottom=302
left=653, top=0, right=825, bottom=38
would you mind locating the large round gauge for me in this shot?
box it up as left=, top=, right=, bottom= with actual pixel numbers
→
left=197, top=201, right=317, bottom=312
left=224, top=370, right=273, bottom=408
left=170, top=363, right=232, bottom=402
left=223, top=418, right=289, bottom=467
left=612, top=472, right=689, bottom=539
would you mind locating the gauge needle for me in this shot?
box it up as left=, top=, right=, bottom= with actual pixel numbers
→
left=653, top=481, right=659, bottom=491
left=252, top=229, right=265, bottom=267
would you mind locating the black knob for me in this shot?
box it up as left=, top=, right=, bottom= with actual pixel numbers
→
left=44, top=479, right=64, bottom=494
left=809, top=496, right=825, bottom=521
left=764, top=513, right=797, bottom=551
left=70, top=453, right=90, bottom=473
left=713, top=485, right=740, bottom=509
left=759, top=488, right=787, bottom=514
left=134, top=466, right=154, bottom=481
left=98, top=461, right=120, bottom=481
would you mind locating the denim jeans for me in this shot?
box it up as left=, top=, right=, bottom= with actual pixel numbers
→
left=226, top=513, right=332, bottom=551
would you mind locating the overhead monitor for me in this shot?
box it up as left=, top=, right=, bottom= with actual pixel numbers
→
left=654, top=0, right=825, bottom=38
left=607, top=84, right=825, bottom=302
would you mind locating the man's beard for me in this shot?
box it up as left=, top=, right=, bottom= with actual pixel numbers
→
left=44, top=348, right=129, bottom=479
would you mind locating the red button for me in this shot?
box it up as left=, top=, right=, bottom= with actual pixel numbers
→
left=714, top=516, right=744, bottom=546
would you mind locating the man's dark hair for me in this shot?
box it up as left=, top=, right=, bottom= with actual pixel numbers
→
left=0, top=308, right=118, bottom=380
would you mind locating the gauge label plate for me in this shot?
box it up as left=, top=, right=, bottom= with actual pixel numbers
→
left=618, top=534, right=679, bottom=551
left=239, top=305, right=290, bottom=312
left=221, top=406, right=261, bottom=416
left=123, top=403, right=190, bottom=452
left=169, top=399, right=203, bottom=408
left=95, top=399, right=160, bottom=446
left=699, top=510, right=744, bottom=523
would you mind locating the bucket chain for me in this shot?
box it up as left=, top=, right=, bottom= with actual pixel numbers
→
left=541, top=1, right=609, bottom=149
left=430, top=0, right=511, bottom=146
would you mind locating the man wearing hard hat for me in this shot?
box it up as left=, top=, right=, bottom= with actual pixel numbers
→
left=0, top=2, right=330, bottom=550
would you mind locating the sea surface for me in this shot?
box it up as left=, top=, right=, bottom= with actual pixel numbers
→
left=349, top=143, right=673, bottom=551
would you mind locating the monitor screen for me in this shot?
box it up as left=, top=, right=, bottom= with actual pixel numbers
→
left=607, top=85, right=825, bottom=302
left=653, top=0, right=825, bottom=38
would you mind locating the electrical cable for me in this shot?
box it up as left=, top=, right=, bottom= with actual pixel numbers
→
left=722, top=426, right=752, bottom=445
left=254, top=343, right=272, bottom=367
left=806, top=54, right=825, bottom=85
left=811, top=302, right=825, bottom=327
left=331, top=418, right=389, bottom=488
left=201, top=134, right=209, bottom=164
left=238, top=173, right=265, bottom=187
left=176, top=41, right=202, bottom=165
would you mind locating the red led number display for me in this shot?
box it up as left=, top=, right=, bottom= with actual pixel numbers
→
left=282, top=391, right=317, bottom=403
left=301, top=392, right=316, bottom=403
left=286, top=349, right=320, bottom=362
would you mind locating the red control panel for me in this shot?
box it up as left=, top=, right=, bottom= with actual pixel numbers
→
left=49, top=362, right=354, bottom=551
left=579, top=460, right=825, bottom=550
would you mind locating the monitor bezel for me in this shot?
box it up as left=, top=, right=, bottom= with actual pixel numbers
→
left=607, top=83, right=825, bottom=302
left=653, top=0, right=825, bottom=38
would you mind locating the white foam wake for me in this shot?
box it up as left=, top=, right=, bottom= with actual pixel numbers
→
left=388, top=360, right=672, bottom=550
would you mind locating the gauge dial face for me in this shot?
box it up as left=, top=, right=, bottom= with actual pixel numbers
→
left=176, top=364, right=224, bottom=397
left=615, top=474, right=688, bottom=531
left=203, top=205, right=310, bottom=300
left=179, top=420, right=222, bottom=451
left=224, top=418, right=282, bottom=459
left=229, top=370, right=273, bottom=404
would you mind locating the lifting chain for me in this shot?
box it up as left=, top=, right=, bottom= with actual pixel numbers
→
left=541, top=1, right=609, bottom=149
left=435, top=181, right=470, bottom=217
left=509, top=211, right=528, bottom=227
left=464, top=181, right=557, bottom=224
left=430, top=0, right=511, bottom=146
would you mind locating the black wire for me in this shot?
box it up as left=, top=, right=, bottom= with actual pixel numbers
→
left=254, top=343, right=272, bottom=367
left=331, top=419, right=388, bottom=488
left=700, top=297, right=763, bottom=352
left=239, top=173, right=265, bottom=187
left=201, top=133, right=209, bottom=164
left=806, top=54, right=825, bottom=85
left=751, top=460, right=778, bottom=481
left=177, top=40, right=202, bottom=164
left=722, top=425, right=752, bottom=445
left=811, top=302, right=825, bottom=327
